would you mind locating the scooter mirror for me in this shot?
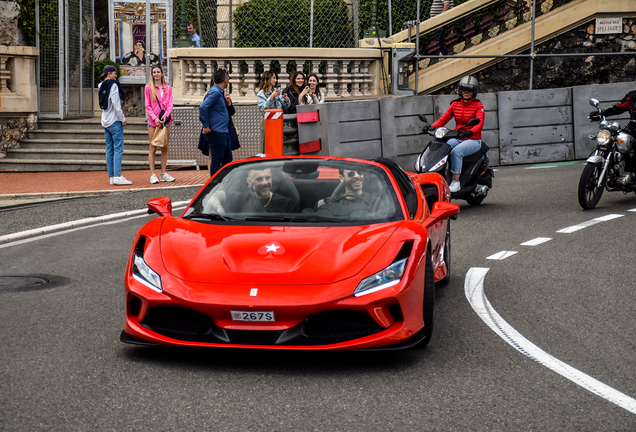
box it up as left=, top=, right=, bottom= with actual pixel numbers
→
left=418, top=114, right=427, bottom=123
left=466, top=118, right=480, bottom=127
left=590, top=98, right=599, bottom=107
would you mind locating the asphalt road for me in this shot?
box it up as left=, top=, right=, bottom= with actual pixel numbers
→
left=1, top=163, right=636, bottom=431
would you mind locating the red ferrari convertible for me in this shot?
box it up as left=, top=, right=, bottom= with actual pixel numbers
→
left=121, top=156, right=459, bottom=350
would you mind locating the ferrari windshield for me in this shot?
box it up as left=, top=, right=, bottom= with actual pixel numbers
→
left=185, top=158, right=403, bottom=224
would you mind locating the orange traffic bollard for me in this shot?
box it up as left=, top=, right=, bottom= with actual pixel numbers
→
left=263, top=109, right=284, bottom=157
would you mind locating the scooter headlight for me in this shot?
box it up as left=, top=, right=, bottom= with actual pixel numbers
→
left=435, top=127, right=449, bottom=139
left=596, top=130, right=611, bottom=145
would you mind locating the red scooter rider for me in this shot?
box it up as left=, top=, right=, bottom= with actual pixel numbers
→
left=431, top=75, right=485, bottom=192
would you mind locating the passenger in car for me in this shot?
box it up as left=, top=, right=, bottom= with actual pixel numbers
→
left=313, top=169, right=381, bottom=217
left=206, top=168, right=298, bottom=214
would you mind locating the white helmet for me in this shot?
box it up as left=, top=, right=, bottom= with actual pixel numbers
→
left=457, top=75, right=479, bottom=97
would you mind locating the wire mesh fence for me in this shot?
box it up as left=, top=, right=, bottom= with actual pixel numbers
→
left=170, top=0, right=477, bottom=49
left=37, top=0, right=61, bottom=116
left=37, top=0, right=93, bottom=118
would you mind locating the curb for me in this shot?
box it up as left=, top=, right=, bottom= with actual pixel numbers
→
left=0, top=200, right=191, bottom=245
left=0, top=184, right=205, bottom=200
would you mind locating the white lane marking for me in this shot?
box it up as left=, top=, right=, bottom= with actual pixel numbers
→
left=465, top=267, right=636, bottom=415
left=526, top=166, right=557, bottom=169
left=520, top=237, right=552, bottom=246
left=628, top=209, right=636, bottom=212
left=0, top=203, right=189, bottom=248
left=556, top=214, right=623, bottom=233
left=486, top=250, right=518, bottom=260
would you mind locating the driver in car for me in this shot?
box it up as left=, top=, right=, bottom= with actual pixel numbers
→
left=206, top=168, right=297, bottom=213
left=314, top=168, right=380, bottom=217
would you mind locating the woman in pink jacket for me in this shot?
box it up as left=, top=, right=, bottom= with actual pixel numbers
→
left=145, top=66, right=176, bottom=184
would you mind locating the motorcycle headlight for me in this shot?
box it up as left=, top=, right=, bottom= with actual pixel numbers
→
left=596, top=130, right=611, bottom=145
left=435, top=128, right=449, bottom=139
left=429, top=155, right=448, bottom=172
left=354, top=258, right=408, bottom=297
left=132, top=254, right=163, bottom=292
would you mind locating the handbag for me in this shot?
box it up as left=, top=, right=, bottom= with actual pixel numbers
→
left=151, top=125, right=168, bottom=147
left=156, top=97, right=171, bottom=125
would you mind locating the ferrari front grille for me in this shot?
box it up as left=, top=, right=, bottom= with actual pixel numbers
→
left=301, top=311, right=383, bottom=339
left=142, top=306, right=213, bottom=335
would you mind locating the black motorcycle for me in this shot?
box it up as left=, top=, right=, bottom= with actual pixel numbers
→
left=578, top=98, right=636, bottom=210
left=414, top=115, right=494, bottom=206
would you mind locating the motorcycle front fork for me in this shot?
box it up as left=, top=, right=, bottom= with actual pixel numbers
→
left=598, top=153, right=612, bottom=188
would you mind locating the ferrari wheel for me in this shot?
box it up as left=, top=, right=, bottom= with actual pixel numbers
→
left=578, top=162, right=604, bottom=210
left=418, top=249, right=436, bottom=347
left=437, top=222, right=451, bottom=286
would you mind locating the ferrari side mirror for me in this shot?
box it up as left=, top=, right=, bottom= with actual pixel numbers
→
left=147, top=197, right=173, bottom=217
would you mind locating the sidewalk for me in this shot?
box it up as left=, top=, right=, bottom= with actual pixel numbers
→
left=0, top=169, right=210, bottom=199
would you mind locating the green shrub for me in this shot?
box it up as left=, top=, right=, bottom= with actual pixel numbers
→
left=94, top=60, right=122, bottom=87
left=234, top=0, right=353, bottom=48
left=16, top=0, right=37, bottom=46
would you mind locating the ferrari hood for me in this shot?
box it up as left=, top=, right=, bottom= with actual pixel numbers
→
left=159, top=218, right=400, bottom=284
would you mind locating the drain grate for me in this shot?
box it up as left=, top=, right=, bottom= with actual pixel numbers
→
left=0, top=275, right=67, bottom=293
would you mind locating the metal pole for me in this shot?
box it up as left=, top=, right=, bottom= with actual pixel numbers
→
left=353, top=0, right=359, bottom=45
left=415, top=0, right=420, bottom=94
left=36, top=0, right=40, bottom=116
left=229, top=0, right=233, bottom=47
left=388, top=0, right=392, bottom=36
left=310, top=0, right=314, bottom=48
left=529, top=0, right=536, bottom=90
left=79, top=0, right=83, bottom=114
left=62, top=0, right=67, bottom=118
left=196, top=0, right=202, bottom=45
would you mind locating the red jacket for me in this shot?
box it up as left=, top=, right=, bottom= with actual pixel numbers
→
left=431, top=98, right=485, bottom=140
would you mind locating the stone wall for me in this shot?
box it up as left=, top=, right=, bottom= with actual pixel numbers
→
left=0, top=114, right=37, bottom=157
left=121, top=85, right=144, bottom=117
left=0, top=1, right=26, bottom=46
left=435, top=19, right=636, bottom=95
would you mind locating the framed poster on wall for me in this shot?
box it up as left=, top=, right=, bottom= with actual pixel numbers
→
left=109, top=0, right=173, bottom=84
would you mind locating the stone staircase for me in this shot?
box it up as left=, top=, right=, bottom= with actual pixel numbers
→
left=0, top=117, right=160, bottom=172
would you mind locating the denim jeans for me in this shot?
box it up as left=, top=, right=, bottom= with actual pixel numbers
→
left=435, top=26, right=448, bottom=55
left=104, top=121, right=124, bottom=178
left=208, top=130, right=233, bottom=176
left=447, top=138, right=481, bottom=174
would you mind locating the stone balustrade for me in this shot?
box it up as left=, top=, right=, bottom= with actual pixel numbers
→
left=167, top=47, right=384, bottom=104
left=0, top=45, right=39, bottom=113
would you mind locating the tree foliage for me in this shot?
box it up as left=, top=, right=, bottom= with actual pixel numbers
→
left=233, top=0, right=353, bottom=48
left=16, top=0, right=37, bottom=46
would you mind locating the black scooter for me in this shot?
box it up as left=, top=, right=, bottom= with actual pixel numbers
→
left=414, top=115, right=494, bottom=206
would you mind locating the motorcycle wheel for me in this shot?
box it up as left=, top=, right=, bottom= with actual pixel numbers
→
left=437, top=222, right=451, bottom=286
left=578, top=163, right=604, bottom=210
left=465, top=196, right=484, bottom=206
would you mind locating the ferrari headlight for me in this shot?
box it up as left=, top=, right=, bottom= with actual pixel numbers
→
left=596, top=130, right=611, bottom=145
left=429, top=155, right=448, bottom=172
left=132, top=254, right=163, bottom=292
left=354, top=258, right=408, bottom=297
left=435, top=127, right=449, bottom=139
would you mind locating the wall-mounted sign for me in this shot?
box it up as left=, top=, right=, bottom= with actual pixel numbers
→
left=108, top=0, right=173, bottom=84
left=595, top=18, right=622, bottom=35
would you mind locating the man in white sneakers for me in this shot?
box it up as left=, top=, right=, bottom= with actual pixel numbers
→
left=98, top=65, right=132, bottom=185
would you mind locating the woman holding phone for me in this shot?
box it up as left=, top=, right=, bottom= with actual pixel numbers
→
left=144, top=65, right=175, bottom=184
left=282, top=71, right=308, bottom=114
left=256, top=70, right=290, bottom=148
left=301, top=73, right=325, bottom=105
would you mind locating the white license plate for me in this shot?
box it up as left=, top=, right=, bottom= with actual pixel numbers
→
left=231, top=311, right=275, bottom=322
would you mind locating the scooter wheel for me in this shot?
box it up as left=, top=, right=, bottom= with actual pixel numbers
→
left=465, top=196, right=484, bottom=206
